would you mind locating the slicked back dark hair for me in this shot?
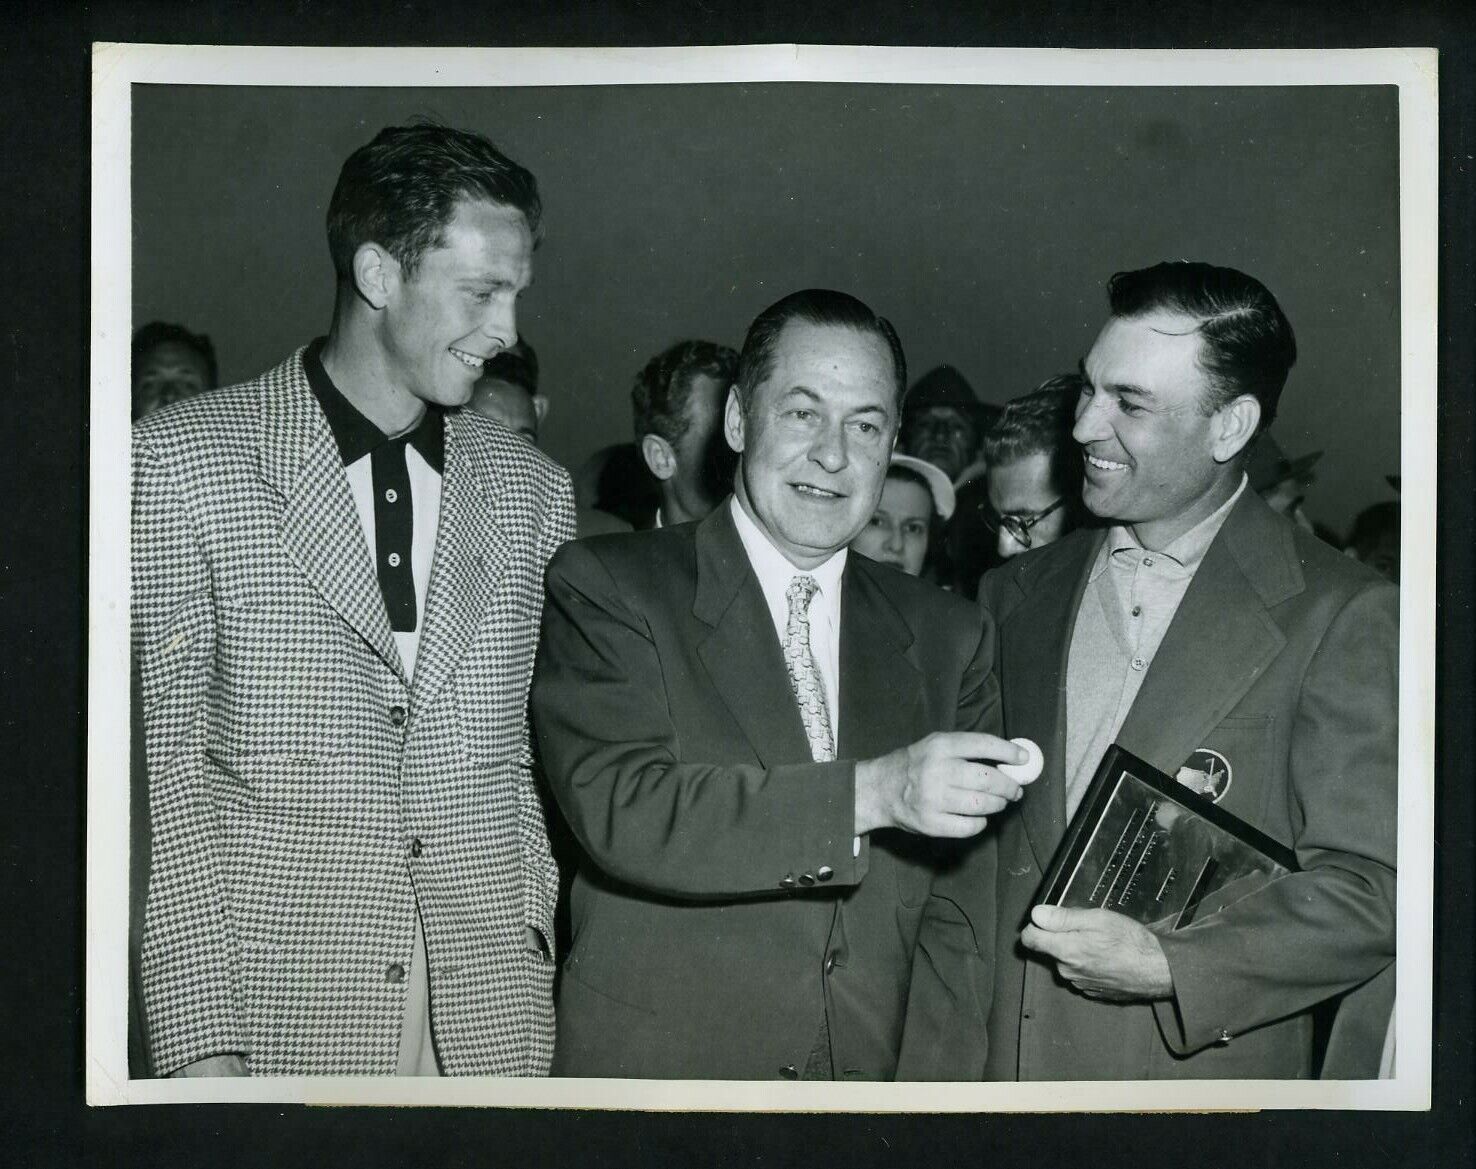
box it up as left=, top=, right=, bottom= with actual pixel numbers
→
left=1106, top=261, right=1297, bottom=431
left=327, top=120, right=541, bottom=284
left=631, top=339, right=739, bottom=444
left=735, top=289, right=906, bottom=413
left=981, top=373, right=1083, bottom=497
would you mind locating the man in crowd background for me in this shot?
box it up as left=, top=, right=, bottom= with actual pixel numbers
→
left=132, top=321, right=218, bottom=420
left=631, top=339, right=740, bottom=529
left=470, top=339, right=631, bottom=539
left=979, top=373, right=1085, bottom=562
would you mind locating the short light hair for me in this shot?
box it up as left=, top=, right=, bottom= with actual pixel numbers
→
left=326, top=120, right=541, bottom=283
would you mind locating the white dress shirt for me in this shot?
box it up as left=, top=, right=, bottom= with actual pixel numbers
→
left=730, top=496, right=845, bottom=741
left=730, top=497, right=859, bottom=857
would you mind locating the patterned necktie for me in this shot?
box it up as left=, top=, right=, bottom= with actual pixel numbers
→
left=783, top=575, right=836, bottom=762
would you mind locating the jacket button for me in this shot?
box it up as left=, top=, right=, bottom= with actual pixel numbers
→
left=816, top=866, right=834, bottom=882
left=799, top=872, right=816, bottom=886
left=410, top=837, right=424, bottom=858
left=778, top=1065, right=798, bottom=1079
left=385, top=963, right=405, bottom=984
left=1216, top=1029, right=1233, bottom=1045
left=824, top=952, right=837, bottom=974
left=389, top=704, right=408, bottom=727
left=779, top=874, right=797, bottom=890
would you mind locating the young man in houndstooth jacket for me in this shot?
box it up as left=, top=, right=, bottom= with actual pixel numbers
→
left=131, top=123, right=575, bottom=1077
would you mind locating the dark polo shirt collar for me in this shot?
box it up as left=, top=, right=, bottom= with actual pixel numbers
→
left=303, top=337, right=445, bottom=473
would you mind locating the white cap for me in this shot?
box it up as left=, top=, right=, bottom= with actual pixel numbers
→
left=889, top=453, right=956, bottom=520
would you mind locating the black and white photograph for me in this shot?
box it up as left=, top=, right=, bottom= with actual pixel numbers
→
left=86, top=44, right=1437, bottom=1112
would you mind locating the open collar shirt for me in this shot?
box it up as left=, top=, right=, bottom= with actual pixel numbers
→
left=1063, top=475, right=1248, bottom=820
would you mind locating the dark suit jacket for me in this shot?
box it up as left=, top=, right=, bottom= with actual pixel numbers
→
left=531, top=504, right=998, bottom=1079
left=899, top=489, right=1397, bottom=1080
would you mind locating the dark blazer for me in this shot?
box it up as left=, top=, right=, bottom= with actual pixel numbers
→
left=531, top=504, right=998, bottom=1079
left=899, top=489, right=1397, bottom=1080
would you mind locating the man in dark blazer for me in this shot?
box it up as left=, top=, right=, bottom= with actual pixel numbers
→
left=900, top=261, right=1397, bottom=1080
left=532, top=289, right=1030, bottom=1080
left=132, top=124, right=574, bottom=1076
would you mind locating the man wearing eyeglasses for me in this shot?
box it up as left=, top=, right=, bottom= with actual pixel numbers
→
left=900, top=261, right=1396, bottom=1081
left=979, top=374, right=1085, bottom=560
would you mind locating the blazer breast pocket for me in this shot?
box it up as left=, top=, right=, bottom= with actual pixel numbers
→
left=1175, top=714, right=1279, bottom=832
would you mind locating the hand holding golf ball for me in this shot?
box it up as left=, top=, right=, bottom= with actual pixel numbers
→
left=997, top=737, right=1044, bottom=785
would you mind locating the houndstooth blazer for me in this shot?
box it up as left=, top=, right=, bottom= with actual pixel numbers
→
left=131, top=347, right=575, bottom=1076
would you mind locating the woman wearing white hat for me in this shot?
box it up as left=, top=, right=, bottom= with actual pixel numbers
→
left=849, top=452, right=955, bottom=577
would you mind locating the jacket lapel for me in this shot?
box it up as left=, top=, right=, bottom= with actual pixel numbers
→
left=410, top=411, right=515, bottom=713
left=693, top=506, right=815, bottom=768
left=256, top=351, right=404, bottom=681
left=1115, top=491, right=1296, bottom=773
left=999, top=530, right=1102, bottom=873
left=836, top=560, right=921, bottom=763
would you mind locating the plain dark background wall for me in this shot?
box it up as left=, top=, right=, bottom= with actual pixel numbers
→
left=132, top=82, right=1401, bottom=534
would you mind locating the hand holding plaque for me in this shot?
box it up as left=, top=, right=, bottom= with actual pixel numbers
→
left=1038, top=745, right=1298, bottom=932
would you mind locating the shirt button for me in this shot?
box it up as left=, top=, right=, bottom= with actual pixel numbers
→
left=1132, top=605, right=1142, bottom=617
left=387, top=551, right=402, bottom=568
left=385, top=963, right=405, bottom=984
left=1143, top=556, right=1155, bottom=567
left=817, top=865, right=834, bottom=882
left=389, top=704, right=408, bottom=727
left=778, top=1065, right=798, bottom=1080
left=384, top=487, right=398, bottom=503
left=1131, top=656, right=1147, bottom=672
left=410, top=837, right=424, bottom=858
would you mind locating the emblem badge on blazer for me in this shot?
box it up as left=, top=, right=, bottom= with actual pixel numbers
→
left=1175, top=747, right=1232, bottom=803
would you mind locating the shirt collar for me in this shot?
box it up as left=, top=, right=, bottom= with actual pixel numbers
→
left=729, top=495, right=847, bottom=602
left=303, top=337, right=444, bottom=473
left=1091, top=474, right=1249, bottom=581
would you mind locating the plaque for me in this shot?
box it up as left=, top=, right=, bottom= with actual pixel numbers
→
left=1038, top=744, right=1299, bottom=931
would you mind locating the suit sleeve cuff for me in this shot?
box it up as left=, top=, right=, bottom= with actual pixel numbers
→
left=1153, top=930, right=1234, bottom=1055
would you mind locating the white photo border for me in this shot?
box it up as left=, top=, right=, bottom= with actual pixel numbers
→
left=87, top=42, right=1438, bottom=1111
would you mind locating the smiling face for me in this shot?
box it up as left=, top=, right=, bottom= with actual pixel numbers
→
left=728, top=321, right=899, bottom=569
left=850, top=472, right=932, bottom=576
left=378, top=198, right=534, bottom=411
left=1075, top=310, right=1255, bottom=548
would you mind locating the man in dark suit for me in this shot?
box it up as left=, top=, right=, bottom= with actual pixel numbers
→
left=531, top=289, right=1030, bottom=1080
left=900, top=261, right=1397, bottom=1080
left=132, top=124, right=574, bottom=1077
